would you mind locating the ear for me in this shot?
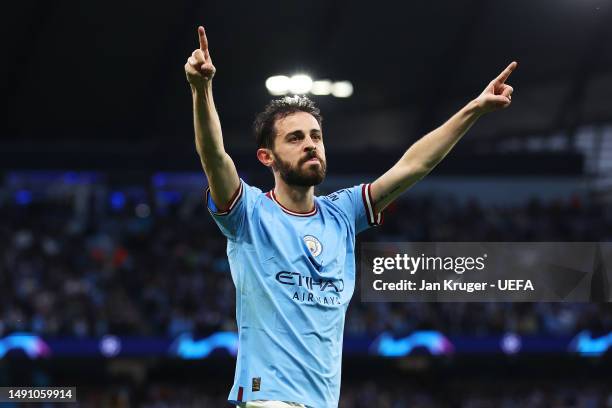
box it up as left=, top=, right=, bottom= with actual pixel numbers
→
left=256, top=148, right=274, bottom=168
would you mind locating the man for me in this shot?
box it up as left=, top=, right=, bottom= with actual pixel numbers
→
left=185, top=26, right=516, bottom=408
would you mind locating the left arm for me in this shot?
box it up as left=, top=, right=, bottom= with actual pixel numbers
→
left=370, top=61, right=517, bottom=213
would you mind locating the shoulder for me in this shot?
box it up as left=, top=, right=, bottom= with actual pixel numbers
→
left=316, top=186, right=363, bottom=219
left=318, top=185, right=369, bottom=208
left=240, top=181, right=268, bottom=214
left=319, top=187, right=357, bottom=204
left=242, top=180, right=265, bottom=198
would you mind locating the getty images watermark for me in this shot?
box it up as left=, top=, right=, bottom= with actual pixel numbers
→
left=360, top=242, right=612, bottom=302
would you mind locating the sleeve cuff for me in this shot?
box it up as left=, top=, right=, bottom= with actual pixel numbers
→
left=361, top=183, right=384, bottom=226
left=206, top=181, right=243, bottom=216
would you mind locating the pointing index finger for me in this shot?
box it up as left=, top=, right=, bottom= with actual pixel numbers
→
left=494, top=61, right=518, bottom=84
left=198, top=26, right=208, bottom=51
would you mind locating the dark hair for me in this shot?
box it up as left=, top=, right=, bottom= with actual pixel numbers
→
left=253, top=95, right=323, bottom=149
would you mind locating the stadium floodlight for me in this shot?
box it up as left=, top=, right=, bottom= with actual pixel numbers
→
left=266, top=74, right=352, bottom=97
left=311, top=80, right=332, bottom=95
left=288, top=74, right=313, bottom=94
left=331, top=81, right=353, bottom=98
left=500, top=333, right=522, bottom=354
left=265, top=75, right=291, bottom=95
left=99, top=335, right=121, bottom=358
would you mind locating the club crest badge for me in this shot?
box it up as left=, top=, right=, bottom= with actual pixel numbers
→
left=303, top=235, right=323, bottom=257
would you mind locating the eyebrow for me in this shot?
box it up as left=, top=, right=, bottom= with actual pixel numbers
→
left=285, top=129, right=321, bottom=138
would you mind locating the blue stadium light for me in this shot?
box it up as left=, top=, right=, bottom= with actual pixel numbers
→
left=15, top=190, right=32, bottom=206
left=159, top=190, right=181, bottom=204
left=0, top=332, right=51, bottom=358
left=500, top=333, right=522, bottom=354
left=152, top=173, right=167, bottom=188
left=371, top=331, right=454, bottom=357
left=169, top=332, right=238, bottom=359
left=63, top=171, right=79, bottom=184
left=569, top=330, right=612, bottom=356
left=110, top=191, right=126, bottom=210
left=99, top=335, right=122, bottom=358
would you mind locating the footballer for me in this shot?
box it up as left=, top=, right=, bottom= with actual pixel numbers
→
left=185, top=25, right=516, bottom=408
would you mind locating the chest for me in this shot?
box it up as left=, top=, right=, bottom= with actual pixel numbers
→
left=250, top=200, right=352, bottom=277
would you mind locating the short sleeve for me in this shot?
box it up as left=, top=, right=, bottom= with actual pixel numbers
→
left=325, top=183, right=383, bottom=234
left=206, top=179, right=260, bottom=240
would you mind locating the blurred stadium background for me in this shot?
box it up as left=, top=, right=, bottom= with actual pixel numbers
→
left=2, top=0, right=612, bottom=406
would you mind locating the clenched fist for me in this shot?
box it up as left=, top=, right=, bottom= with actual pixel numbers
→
left=185, top=26, right=216, bottom=90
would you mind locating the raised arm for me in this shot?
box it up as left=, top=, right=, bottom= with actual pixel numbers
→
left=370, top=61, right=518, bottom=213
left=185, top=26, right=240, bottom=210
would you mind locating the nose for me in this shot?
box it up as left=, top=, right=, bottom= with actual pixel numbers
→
left=303, top=135, right=317, bottom=152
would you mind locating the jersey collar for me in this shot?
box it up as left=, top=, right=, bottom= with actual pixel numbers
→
left=266, top=190, right=318, bottom=217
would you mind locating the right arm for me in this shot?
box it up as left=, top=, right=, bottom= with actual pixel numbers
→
left=185, top=26, right=239, bottom=210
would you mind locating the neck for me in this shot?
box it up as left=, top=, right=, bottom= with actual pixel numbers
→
left=273, top=178, right=315, bottom=213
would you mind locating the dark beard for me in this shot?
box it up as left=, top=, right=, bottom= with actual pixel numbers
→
left=273, top=154, right=327, bottom=187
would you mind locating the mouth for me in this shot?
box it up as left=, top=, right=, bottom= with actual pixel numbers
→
left=303, top=157, right=321, bottom=166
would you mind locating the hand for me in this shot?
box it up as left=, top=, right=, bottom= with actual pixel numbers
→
left=474, top=61, right=517, bottom=114
left=185, top=26, right=216, bottom=90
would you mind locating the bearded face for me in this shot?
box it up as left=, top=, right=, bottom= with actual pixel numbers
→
left=272, top=148, right=327, bottom=187
left=259, top=111, right=327, bottom=188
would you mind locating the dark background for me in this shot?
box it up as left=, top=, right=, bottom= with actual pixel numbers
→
left=3, top=0, right=612, bottom=165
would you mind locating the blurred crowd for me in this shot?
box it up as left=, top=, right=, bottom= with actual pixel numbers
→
left=1, top=181, right=612, bottom=338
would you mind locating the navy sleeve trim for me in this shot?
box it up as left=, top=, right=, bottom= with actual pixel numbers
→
left=361, top=183, right=383, bottom=226
left=206, top=181, right=243, bottom=216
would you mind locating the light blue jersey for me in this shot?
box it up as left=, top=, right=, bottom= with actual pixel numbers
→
left=207, top=179, right=382, bottom=408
